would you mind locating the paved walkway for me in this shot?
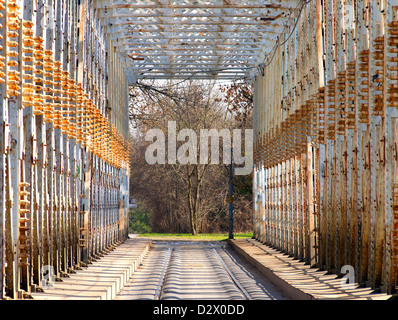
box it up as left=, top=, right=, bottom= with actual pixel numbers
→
left=29, top=236, right=394, bottom=300
left=229, top=238, right=393, bottom=300
left=31, top=238, right=152, bottom=300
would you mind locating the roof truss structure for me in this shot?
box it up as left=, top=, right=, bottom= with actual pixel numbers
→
left=95, top=0, right=302, bottom=82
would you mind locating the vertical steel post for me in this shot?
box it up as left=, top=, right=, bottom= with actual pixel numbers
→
left=0, top=2, right=6, bottom=296
left=228, top=150, right=234, bottom=240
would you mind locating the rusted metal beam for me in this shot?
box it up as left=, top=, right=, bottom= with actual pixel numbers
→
left=253, top=0, right=398, bottom=295
left=0, top=0, right=130, bottom=299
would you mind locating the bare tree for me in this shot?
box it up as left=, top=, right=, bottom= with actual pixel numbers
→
left=129, top=80, right=253, bottom=235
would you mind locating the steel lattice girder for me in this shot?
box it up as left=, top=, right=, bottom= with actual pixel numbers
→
left=94, top=0, right=302, bottom=82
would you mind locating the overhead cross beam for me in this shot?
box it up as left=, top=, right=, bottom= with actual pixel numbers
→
left=95, top=0, right=302, bottom=82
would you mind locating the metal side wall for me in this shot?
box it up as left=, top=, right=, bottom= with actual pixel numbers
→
left=0, top=0, right=130, bottom=299
left=253, top=0, right=398, bottom=294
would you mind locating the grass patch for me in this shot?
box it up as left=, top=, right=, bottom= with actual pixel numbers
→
left=137, top=232, right=253, bottom=241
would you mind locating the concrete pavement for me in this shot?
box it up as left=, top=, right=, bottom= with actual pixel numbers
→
left=228, top=238, right=393, bottom=300
left=30, top=238, right=151, bottom=300
left=28, top=236, right=395, bottom=300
